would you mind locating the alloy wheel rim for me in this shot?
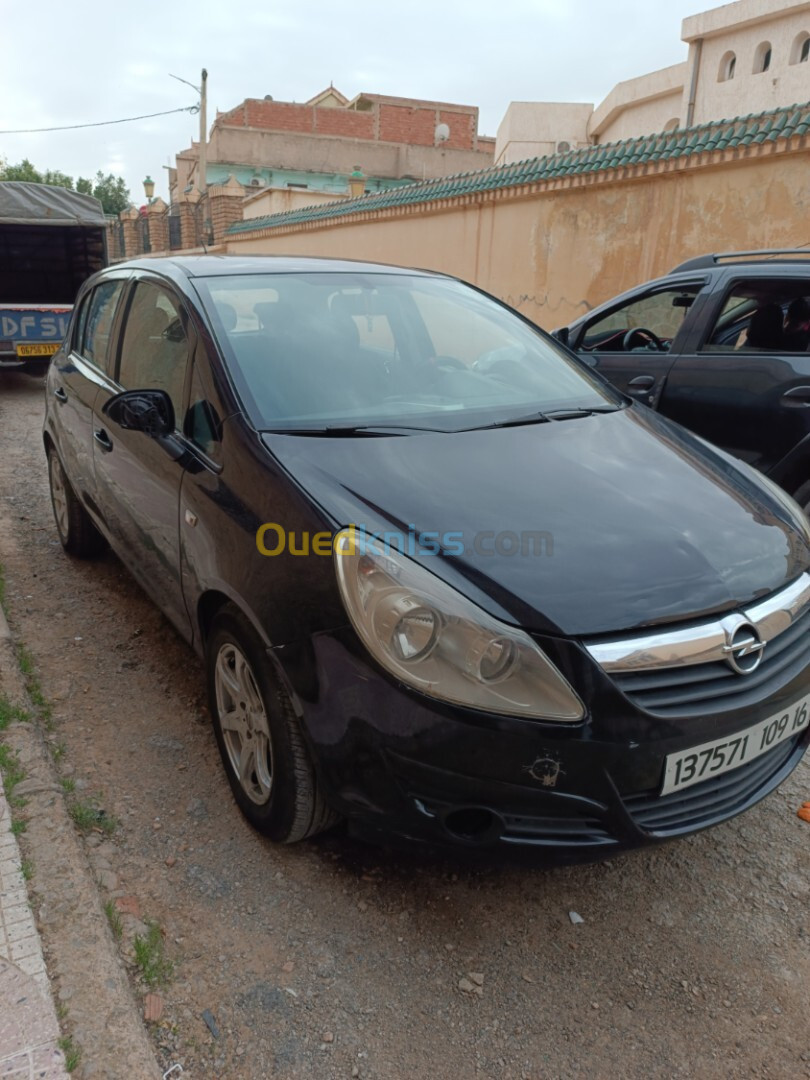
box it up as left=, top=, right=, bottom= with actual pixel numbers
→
left=49, top=454, right=69, bottom=542
left=214, top=642, right=274, bottom=805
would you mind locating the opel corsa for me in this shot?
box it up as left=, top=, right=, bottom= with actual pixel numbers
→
left=43, top=256, right=810, bottom=856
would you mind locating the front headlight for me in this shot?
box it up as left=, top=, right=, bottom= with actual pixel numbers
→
left=333, top=528, right=584, bottom=722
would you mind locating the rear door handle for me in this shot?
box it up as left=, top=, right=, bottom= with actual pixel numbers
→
left=53, top=387, right=68, bottom=403
left=93, top=429, right=113, bottom=453
left=781, top=385, right=810, bottom=406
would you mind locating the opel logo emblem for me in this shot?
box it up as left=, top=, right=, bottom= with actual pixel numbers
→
left=723, top=622, right=766, bottom=675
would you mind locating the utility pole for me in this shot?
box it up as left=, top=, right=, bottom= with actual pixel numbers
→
left=169, top=70, right=208, bottom=194
left=199, top=68, right=208, bottom=195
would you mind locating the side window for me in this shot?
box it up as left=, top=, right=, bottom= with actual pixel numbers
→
left=703, top=280, right=810, bottom=353
left=184, top=364, right=222, bottom=462
left=118, top=282, right=190, bottom=422
left=77, top=280, right=125, bottom=371
left=72, top=294, right=90, bottom=354
left=579, top=285, right=703, bottom=353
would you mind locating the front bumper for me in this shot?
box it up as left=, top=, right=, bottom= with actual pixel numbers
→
left=299, top=627, right=810, bottom=859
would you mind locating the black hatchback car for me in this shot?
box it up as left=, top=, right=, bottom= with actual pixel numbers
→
left=44, top=256, right=810, bottom=857
left=555, top=249, right=810, bottom=512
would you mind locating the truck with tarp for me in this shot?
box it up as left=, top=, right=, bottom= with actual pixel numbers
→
left=0, top=181, right=107, bottom=375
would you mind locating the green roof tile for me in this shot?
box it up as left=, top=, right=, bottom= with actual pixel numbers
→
left=227, top=101, right=810, bottom=237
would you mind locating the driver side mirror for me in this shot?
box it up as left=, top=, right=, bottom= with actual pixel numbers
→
left=103, top=389, right=175, bottom=438
left=551, top=326, right=570, bottom=346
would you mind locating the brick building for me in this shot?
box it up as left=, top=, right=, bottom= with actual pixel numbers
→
left=170, top=85, right=495, bottom=203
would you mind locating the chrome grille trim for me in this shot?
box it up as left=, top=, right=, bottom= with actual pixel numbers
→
left=586, top=572, right=810, bottom=674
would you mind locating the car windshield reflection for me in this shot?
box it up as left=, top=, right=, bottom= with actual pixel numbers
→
left=194, top=272, right=619, bottom=433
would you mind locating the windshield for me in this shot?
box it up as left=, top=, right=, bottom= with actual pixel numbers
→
left=194, top=272, right=620, bottom=432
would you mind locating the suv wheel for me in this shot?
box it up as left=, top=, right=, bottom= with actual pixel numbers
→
left=206, top=605, right=340, bottom=842
left=47, top=447, right=107, bottom=557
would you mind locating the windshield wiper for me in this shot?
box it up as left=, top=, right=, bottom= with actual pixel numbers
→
left=261, top=423, right=445, bottom=436
left=459, top=404, right=621, bottom=432
left=544, top=406, right=622, bottom=420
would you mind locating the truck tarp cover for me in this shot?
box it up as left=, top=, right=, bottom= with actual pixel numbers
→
left=0, top=182, right=106, bottom=227
left=0, top=182, right=108, bottom=305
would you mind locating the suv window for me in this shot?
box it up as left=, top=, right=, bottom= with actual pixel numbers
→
left=77, top=280, right=125, bottom=372
left=704, top=279, right=810, bottom=353
left=580, top=285, right=703, bottom=352
left=118, top=282, right=190, bottom=421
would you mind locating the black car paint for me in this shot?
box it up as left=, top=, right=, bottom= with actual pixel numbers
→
left=562, top=260, right=810, bottom=493
left=43, top=256, right=810, bottom=856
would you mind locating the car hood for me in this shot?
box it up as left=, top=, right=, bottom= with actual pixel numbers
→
left=262, top=407, right=809, bottom=638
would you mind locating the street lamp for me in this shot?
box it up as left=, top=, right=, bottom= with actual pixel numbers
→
left=143, top=176, right=156, bottom=203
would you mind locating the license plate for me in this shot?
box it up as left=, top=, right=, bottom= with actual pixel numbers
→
left=16, top=343, right=59, bottom=357
left=661, top=694, right=810, bottom=796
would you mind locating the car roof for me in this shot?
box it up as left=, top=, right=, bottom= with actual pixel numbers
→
left=109, top=254, right=439, bottom=280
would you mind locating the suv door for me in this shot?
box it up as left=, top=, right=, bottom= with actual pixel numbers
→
left=92, top=277, right=193, bottom=638
left=660, top=275, right=810, bottom=480
left=570, top=280, right=707, bottom=407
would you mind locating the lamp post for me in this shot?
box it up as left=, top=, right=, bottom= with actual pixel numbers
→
left=143, top=176, right=156, bottom=203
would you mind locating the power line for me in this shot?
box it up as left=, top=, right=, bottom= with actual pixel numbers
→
left=0, top=105, right=197, bottom=135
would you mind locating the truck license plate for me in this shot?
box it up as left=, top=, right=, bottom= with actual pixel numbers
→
left=16, top=343, right=59, bottom=357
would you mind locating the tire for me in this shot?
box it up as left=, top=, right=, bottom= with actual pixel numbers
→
left=206, top=605, right=340, bottom=842
left=791, top=480, right=810, bottom=517
left=47, top=447, right=107, bottom=557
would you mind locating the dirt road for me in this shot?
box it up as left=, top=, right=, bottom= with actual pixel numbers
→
left=1, top=373, right=809, bottom=1079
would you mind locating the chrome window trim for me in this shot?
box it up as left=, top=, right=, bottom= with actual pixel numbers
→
left=586, top=572, right=810, bottom=673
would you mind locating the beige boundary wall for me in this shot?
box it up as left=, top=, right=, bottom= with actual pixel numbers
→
left=223, top=141, right=810, bottom=330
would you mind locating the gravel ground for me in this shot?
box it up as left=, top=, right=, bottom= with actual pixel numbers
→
left=1, top=372, right=809, bottom=1079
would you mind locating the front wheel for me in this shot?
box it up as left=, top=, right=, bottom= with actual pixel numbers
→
left=47, top=447, right=107, bottom=557
left=206, top=606, right=340, bottom=842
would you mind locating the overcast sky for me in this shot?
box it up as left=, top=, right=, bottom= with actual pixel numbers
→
left=1, top=0, right=708, bottom=205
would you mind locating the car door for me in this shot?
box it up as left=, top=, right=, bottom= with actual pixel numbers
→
left=49, top=276, right=128, bottom=511
left=569, top=280, right=708, bottom=408
left=660, top=274, right=810, bottom=476
left=92, top=276, right=193, bottom=638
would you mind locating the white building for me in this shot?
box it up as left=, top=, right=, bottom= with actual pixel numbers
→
left=495, top=0, right=810, bottom=163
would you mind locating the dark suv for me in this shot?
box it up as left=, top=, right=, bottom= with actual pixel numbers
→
left=556, top=250, right=810, bottom=511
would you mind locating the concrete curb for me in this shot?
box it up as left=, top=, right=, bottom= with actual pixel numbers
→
left=0, top=603, right=162, bottom=1079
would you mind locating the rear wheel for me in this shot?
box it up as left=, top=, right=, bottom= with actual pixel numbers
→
left=206, top=605, right=339, bottom=842
left=47, top=447, right=107, bottom=557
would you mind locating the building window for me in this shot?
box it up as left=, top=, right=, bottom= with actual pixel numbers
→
left=753, top=41, right=772, bottom=73
left=663, top=117, right=680, bottom=132
left=718, top=51, right=736, bottom=81
left=790, top=31, right=810, bottom=64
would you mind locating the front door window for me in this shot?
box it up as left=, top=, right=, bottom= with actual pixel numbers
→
left=579, top=285, right=703, bottom=354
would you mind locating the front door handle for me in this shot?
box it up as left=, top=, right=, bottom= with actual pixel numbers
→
left=93, top=429, right=113, bottom=453
left=781, top=385, right=810, bottom=407
left=53, top=386, right=68, bottom=403
left=627, top=374, right=656, bottom=398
